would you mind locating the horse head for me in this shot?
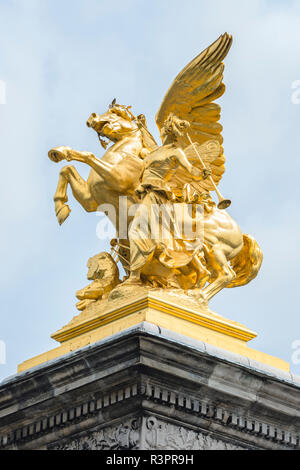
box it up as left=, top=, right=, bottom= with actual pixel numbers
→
left=86, top=104, right=138, bottom=147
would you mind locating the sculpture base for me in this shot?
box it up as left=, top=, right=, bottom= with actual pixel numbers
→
left=18, top=286, right=289, bottom=373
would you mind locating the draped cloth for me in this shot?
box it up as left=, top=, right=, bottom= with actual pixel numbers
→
left=129, top=185, right=211, bottom=272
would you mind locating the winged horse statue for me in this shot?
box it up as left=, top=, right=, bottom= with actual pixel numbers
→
left=48, top=33, right=263, bottom=305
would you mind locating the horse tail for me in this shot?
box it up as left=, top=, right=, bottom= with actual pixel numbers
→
left=226, top=234, right=263, bottom=288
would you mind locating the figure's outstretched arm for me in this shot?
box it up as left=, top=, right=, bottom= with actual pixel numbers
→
left=173, top=148, right=211, bottom=180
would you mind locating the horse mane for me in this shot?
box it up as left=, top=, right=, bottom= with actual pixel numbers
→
left=136, top=115, right=158, bottom=152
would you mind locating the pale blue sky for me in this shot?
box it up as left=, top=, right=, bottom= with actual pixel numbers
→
left=1, top=0, right=300, bottom=380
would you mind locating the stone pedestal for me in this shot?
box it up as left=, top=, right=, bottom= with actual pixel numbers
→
left=1, top=322, right=299, bottom=450
left=18, top=289, right=289, bottom=373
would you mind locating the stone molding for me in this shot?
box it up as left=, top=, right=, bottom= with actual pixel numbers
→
left=0, top=323, right=299, bottom=450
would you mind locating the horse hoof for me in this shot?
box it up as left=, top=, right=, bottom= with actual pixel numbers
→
left=191, top=288, right=208, bottom=305
left=48, top=146, right=72, bottom=163
left=56, top=205, right=71, bottom=225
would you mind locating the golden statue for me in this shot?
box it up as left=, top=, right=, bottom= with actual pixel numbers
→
left=21, top=33, right=294, bottom=376
left=48, top=33, right=263, bottom=308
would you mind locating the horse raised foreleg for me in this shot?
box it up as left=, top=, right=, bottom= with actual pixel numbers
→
left=202, top=246, right=236, bottom=302
left=49, top=146, right=133, bottom=193
left=54, top=169, right=70, bottom=225
left=49, top=146, right=113, bottom=179
left=54, top=165, right=98, bottom=225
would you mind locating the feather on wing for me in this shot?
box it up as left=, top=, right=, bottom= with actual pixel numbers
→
left=156, top=33, right=232, bottom=191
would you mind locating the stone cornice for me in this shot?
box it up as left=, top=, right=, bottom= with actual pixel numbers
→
left=0, top=323, right=299, bottom=449
left=0, top=381, right=299, bottom=450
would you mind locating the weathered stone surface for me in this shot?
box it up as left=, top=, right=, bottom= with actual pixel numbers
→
left=0, top=322, right=299, bottom=450
left=51, top=417, right=141, bottom=450
left=50, top=416, right=244, bottom=450
left=142, top=416, right=244, bottom=450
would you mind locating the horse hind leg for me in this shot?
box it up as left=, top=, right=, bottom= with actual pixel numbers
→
left=191, top=254, right=211, bottom=289
left=54, top=165, right=98, bottom=225
left=202, top=246, right=236, bottom=302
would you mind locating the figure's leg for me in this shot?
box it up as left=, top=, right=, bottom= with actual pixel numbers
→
left=123, top=268, right=142, bottom=285
left=202, top=245, right=236, bottom=301
left=122, top=197, right=156, bottom=285
left=54, top=165, right=98, bottom=225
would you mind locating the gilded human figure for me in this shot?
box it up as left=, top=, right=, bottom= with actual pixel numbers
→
left=126, top=113, right=212, bottom=285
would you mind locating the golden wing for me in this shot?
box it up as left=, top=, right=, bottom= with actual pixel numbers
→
left=156, top=33, right=232, bottom=192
